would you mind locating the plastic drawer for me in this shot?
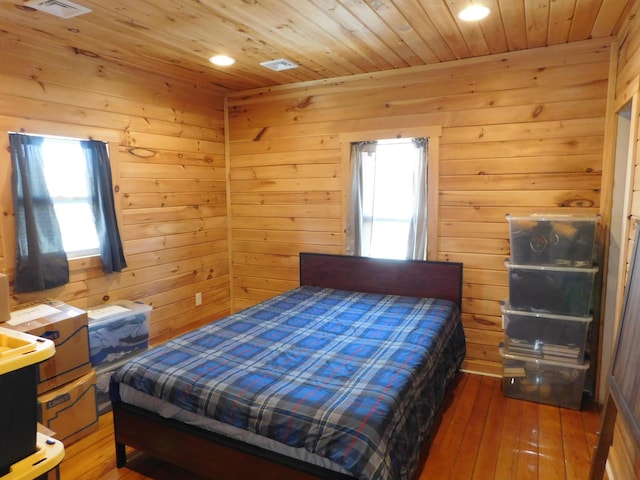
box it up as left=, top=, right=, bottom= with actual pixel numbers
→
left=505, top=260, right=597, bottom=316
left=501, top=346, right=589, bottom=410
left=506, top=213, right=599, bottom=267
left=501, top=301, right=592, bottom=364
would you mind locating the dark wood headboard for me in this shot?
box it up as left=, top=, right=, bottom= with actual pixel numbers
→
left=299, top=253, right=463, bottom=308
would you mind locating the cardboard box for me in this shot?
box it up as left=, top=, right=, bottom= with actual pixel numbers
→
left=38, top=369, right=98, bottom=446
left=6, top=300, right=92, bottom=394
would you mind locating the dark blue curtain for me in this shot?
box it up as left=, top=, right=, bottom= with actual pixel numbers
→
left=9, top=133, right=69, bottom=292
left=81, top=140, right=127, bottom=273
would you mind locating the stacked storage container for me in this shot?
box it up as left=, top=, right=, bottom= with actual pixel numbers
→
left=502, top=214, right=599, bottom=409
left=6, top=301, right=99, bottom=448
left=0, top=327, right=64, bottom=479
left=87, top=300, right=151, bottom=414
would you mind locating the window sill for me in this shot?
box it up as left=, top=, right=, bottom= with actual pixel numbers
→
left=68, top=255, right=103, bottom=271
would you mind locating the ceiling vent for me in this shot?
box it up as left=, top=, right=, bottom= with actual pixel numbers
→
left=25, top=0, right=92, bottom=19
left=260, top=59, right=299, bottom=71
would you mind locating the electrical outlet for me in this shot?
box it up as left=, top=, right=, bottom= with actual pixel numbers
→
left=195, top=292, right=202, bottom=306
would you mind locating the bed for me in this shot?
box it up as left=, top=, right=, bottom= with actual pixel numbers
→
left=109, top=253, right=465, bottom=480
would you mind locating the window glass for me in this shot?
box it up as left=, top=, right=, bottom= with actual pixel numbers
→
left=362, top=139, right=419, bottom=259
left=342, top=126, right=438, bottom=261
left=41, top=137, right=100, bottom=257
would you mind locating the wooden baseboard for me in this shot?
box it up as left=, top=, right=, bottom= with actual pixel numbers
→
left=461, top=359, right=502, bottom=377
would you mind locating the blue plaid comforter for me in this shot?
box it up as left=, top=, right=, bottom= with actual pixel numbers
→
left=111, top=286, right=465, bottom=480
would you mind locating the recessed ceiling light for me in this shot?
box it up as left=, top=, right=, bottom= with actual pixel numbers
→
left=458, top=4, right=490, bottom=22
left=209, top=55, right=235, bottom=67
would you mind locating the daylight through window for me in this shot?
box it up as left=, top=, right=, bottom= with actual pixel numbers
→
left=41, top=137, right=100, bottom=257
left=348, top=137, right=428, bottom=261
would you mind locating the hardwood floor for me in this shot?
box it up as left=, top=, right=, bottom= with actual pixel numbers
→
left=58, top=372, right=601, bottom=480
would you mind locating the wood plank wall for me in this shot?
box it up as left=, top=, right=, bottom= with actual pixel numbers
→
left=0, top=32, right=230, bottom=344
left=226, top=38, right=611, bottom=377
left=0, top=30, right=613, bottom=382
left=604, top=5, right=640, bottom=478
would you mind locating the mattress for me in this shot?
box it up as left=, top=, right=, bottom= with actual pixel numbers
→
left=111, top=286, right=465, bottom=480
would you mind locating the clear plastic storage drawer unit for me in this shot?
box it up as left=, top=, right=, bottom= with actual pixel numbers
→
left=505, top=260, right=598, bottom=317
left=88, top=300, right=151, bottom=369
left=501, top=301, right=592, bottom=364
left=500, top=345, right=589, bottom=410
left=506, top=214, right=599, bottom=267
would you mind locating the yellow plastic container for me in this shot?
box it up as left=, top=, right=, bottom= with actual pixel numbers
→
left=0, top=328, right=55, bottom=476
left=0, top=327, right=55, bottom=375
left=0, top=433, right=64, bottom=480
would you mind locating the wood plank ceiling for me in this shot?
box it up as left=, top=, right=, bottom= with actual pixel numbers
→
left=1, top=0, right=636, bottom=92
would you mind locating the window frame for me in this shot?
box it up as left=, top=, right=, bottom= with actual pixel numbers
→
left=339, top=126, right=441, bottom=260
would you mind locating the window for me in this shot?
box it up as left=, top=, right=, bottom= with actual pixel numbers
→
left=9, top=132, right=127, bottom=293
left=348, top=138, right=428, bottom=260
left=41, top=137, right=100, bottom=258
left=340, top=126, right=441, bottom=261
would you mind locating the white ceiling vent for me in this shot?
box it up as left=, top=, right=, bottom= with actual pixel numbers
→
left=26, top=0, right=92, bottom=19
left=260, top=59, right=299, bottom=71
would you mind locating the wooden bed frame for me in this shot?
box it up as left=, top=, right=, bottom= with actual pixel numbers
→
left=111, top=253, right=463, bottom=479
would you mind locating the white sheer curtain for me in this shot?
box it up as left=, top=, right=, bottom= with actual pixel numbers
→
left=406, top=137, right=428, bottom=260
left=346, top=138, right=428, bottom=260
left=346, top=141, right=376, bottom=257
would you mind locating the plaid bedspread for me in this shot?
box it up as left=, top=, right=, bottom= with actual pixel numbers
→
left=111, top=286, right=465, bottom=480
